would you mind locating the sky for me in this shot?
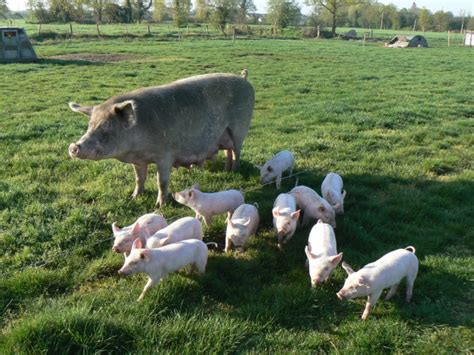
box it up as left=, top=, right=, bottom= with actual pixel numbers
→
left=6, top=0, right=474, bottom=16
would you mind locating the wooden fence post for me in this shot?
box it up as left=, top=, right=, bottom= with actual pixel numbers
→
left=70, top=23, right=73, bottom=38
left=317, top=25, right=320, bottom=39
left=148, top=24, right=151, bottom=35
left=38, top=23, right=42, bottom=36
left=96, top=23, right=100, bottom=37
left=232, top=26, right=236, bottom=43
left=447, top=30, right=450, bottom=47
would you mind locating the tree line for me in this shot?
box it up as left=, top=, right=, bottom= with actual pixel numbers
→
left=1, top=1, right=472, bottom=37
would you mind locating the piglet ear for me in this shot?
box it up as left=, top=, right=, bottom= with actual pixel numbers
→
left=333, top=203, right=341, bottom=210
left=191, top=183, right=200, bottom=190
left=330, top=252, right=343, bottom=266
left=291, top=209, right=301, bottom=220
left=139, top=250, right=149, bottom=260
left=341, top=261, right=354, bottom=275
left=305, top=246, right=316, bottom=260
left=272, top=207, right=280, bottom=217
left=132, top=238, right=143, bottom=250
left=358, top=276, right=369, bottom=287
left=112, top=222, right=120, bottom=234
left=131, top=222, right=140, bottom=238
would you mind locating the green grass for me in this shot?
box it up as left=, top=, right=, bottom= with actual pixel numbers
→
left=1, top=35, right=473, bottom=353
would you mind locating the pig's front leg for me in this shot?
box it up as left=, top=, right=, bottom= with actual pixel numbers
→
left=132, top=164, right=148, bottom=198
left=361, top=290, right=382, bottom=320
left=385, top=283, right=399, bottom=300
left=225, top=149, right=233, bottom=171
left=301, top=211, right=310, bottom=226
left=155, top=161, right=172, bottom=207
left=202, top=214, right=212, bottom=226
left=224, top=236, right=233, bottom=253
left=138, top=277, right=158, bottom=301
left=276, top=173, right=282, bottom=189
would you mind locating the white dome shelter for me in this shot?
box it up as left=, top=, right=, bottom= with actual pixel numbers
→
left=0, top=27, right=38, bottom=63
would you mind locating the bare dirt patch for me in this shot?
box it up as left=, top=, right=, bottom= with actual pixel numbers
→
left=48, top=53, right=139, bottom=62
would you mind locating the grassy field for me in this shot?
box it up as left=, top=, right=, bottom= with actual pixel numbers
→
left=1, top=33, right=473, bottom=353
left=1, top=19, right=468, bottom=47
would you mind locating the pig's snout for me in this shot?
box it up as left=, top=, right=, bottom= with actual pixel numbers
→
left=336, top=291, right=344, bottom=300
left=112, top=245, right=120, bottom=253
left=69, top=143, right=81, bottom=158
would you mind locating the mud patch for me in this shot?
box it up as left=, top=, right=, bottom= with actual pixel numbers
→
left=48, top=53, right=139, bottom=63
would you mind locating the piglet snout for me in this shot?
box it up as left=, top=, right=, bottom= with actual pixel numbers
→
left=336, top=291, right=344, bottom=300
left=112, top=246, right=120, bottom=253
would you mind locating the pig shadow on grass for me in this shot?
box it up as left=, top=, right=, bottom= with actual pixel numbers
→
left=195, top=172, right=473, bottom=330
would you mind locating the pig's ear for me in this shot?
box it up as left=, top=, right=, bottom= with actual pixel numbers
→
left=291, top=210, right=301, bottom=220
left=139, top=250, right=150, bottom=260
left=305, top=246, right=316, bottom=260
left=241, top=217, right=251, bottom=227
left=69, top=102, right=94, bottom=118
left=131, top=222, right=140, bottom=238
left=132, top=237, right=143, bottom=250
left=358, top=276, right=369, bottom=287
left=341, top=261, right=354, bottom=275
left=112, top=222, right=120, bottom=234
left=333, top=203, right=341, bottom=210
left=191, top=183, right=200, bottom=191
left=114, top=100, right=137, bottom=128
left=272, top=207, right=280, bottom=217
left=330, top=252, right=343, bottom=266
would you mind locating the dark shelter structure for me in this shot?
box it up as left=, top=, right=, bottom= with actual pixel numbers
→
left=386, top=35, right=428, bottom=48
left=0, top=27, right=38, bottom=63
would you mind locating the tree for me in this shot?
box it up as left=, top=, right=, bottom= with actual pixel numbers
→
left=236, top=0, right=256, bottom=24
left=131, top=0, right=153, bottom=23
left=87, top=0, right=109, bottom=23
left=418, top=7, right=430, bottom=31
left=195, top=0, right=209, bottom=22
left=433, top=10, right=449, bottom=32
left=267, top=0, right=301, bottom=30
left=305, top=0, right=361, bottom=37
left=171, top=0, right=189, bottom=26
left=152, top=0, right=167, bottom=22
left=210, top=0, right=237, bottom=33
left=0, top=0, right=10, bottom=19
left=123, top=0, right=133, bottom=22
left=27, top=0, right=51, bottom=22
left=48, top=0, right=77, bottom=22
left=103, top=2, right=126, bottom=23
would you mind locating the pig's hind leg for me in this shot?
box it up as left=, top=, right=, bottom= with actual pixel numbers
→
left=385, top=284, right=399, bottom=300
left=132, top=164, right=148, bottom=198
left=361, top=290, right=382, bottom=320
left=405, top=273, right=416, bottom=302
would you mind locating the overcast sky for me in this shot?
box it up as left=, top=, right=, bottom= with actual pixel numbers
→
left=6, top=0, right=474, bottom=16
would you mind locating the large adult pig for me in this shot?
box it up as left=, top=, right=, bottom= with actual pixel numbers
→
left=68, top=72, right=255, bottom=207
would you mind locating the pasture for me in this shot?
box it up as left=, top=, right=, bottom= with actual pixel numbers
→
left=0, top=33, right=473, bottom=353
